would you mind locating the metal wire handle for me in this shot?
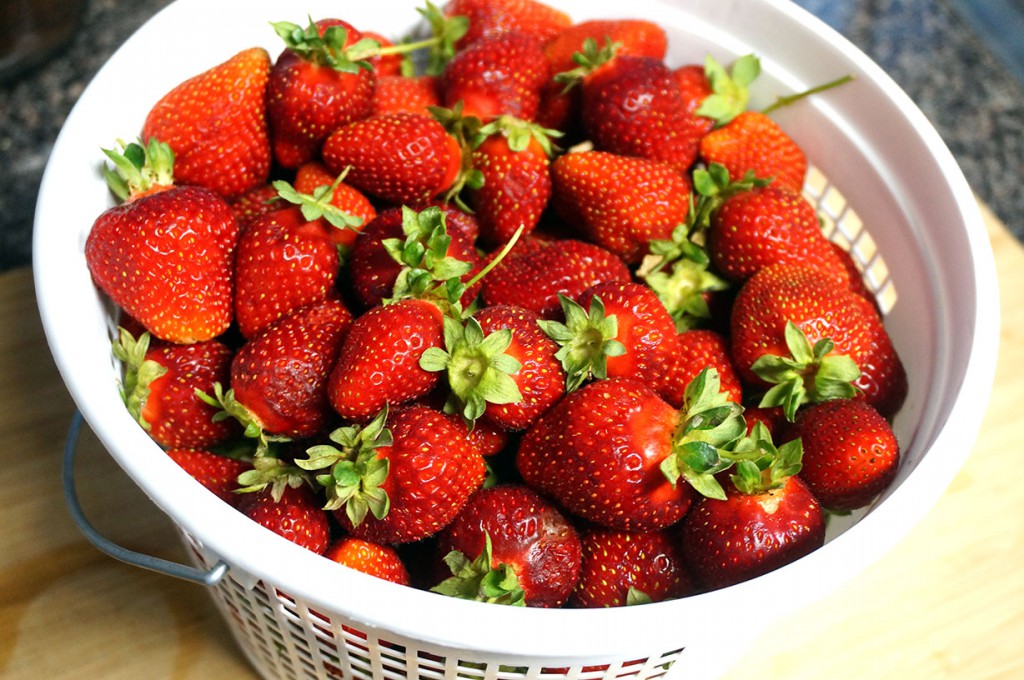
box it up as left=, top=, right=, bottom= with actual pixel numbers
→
left=62, top=410, right=229, bottom=586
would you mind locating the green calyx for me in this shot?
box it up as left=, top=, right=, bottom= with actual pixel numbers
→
left=101, top=137, right=175, bottom=202
left=196, top=383, right=290, bottom=458
left=295, top=408, right=393, bottom=525
left=695, top=53, right=761, bottom=127
left=235, top=454, right=313, bottom=502
left=537, top=294, right=626, bottom=393
left=553, top=36, right=621, bottom=92
left=271, top=168, right=364, bottom=232
left=419, top=316, right=523, bottom=424
left=431, top=533, right=527, bottom=606
left=410, top=0, right=469, bottom=77
left=726, top=421, right=803, bottom=495
left=476, top=115, right=563, bottom=157
left=752, top=321, right=862, bottom=422
left=430, top=103, right=486, bottom=210
left=111, top=327, right=167, bottom=432
left=660, top=367, right=747, bottom=500
left=383, top=205, right=474, bottom=308
left=271, top=17, right=379, bottom=73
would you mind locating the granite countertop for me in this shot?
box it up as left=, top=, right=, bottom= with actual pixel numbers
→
left=2, top=0, right=1022, bottom=273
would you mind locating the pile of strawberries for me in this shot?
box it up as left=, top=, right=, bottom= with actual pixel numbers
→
left=85, top=0, right=908, bottom=608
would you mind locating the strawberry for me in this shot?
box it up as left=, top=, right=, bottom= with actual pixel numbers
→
left=298, top=405, right=485, bottom=544
left=327, top=298, right=445, bottom=422
left=479, top=237, right=631, bottom=318
left=730, top=263, right=908, bottom=419
left=228, top=183, right=282, bottom=231
left=700, top=110, right=808, bottom=193
left=672, top=63, right=715, bottom=132
left=658, top=328, right=745, bottom=409
left=321, top=112, right=463, bottom=205
left=233, top=179, right=362, bottom=339
left=445, top=0, right=572, bottom=48
left=265, top=18, right=377, bottom=169
left=679, top=422, right=825, bottom=590
left=431, top=484, right=582, bottom=607
left=543, top=19, right=667, bottom=75
left=113, top=329, right=239, bottom=449
left=293, top=161, right=378, bottom=247
left=85, top=139, right=239, bottom=344
left=790, top=398, right=900, bottom=511
left=550, top=149, right=691, bottom=265
left=325, top=536, right=411, bottom=585
left=518, top=371, right=746, bottom=531
left=362, top=31, right=404, bottom=76
left=440, top=31, right=551, bottom=121
left=236, top=484, right=331, bottom=554
left=166, top=448, right=252, bottom=506
left=142, top=47, right=271, bottom=198
left=708, top=184, right=849, bottom=284
left=374, top=74, right=441, bottom=116
left=571, top=525, right=693, bottom=608
left=209, top=297, right=354, bottom=444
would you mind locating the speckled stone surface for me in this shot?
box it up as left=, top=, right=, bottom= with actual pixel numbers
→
left=2, top=0, right=1022, bottom=272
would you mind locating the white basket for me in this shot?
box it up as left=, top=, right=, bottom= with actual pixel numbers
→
left=34, top=0, right=1000, bottom=678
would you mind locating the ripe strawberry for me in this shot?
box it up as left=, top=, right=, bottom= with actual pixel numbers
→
left=142, top=47, right=271, bottom=198
left=293, top=161, right=378, bottom=247
left=480, top=237, right=631, bottom=318
left=571, top=525, right=693, bottom=608
left=679, top=424, right=825, bottom=590
left=730, top=263, right=908, bottom=419
left=166, top=448, right=252, bottom=506
left=658, top=328, right=745, bottom=409
left=298, top=405, right=485, bottom=544
left=544, top=19, right=667, bottom=75
left=700, top=110, right=808, bottom=193
left=322, top=112, right=463, bottom=204
left=265, top=18, right=377, bottom=168
left=211, top=297, right=354, bottom=443
left=467, top=116, right=557, bottom=247
left=708, top=184, right=849, bottom=284
left=518, top=372, right=746, bottom=531
left=440, top=31, right=551, bottom=121
left=431, top=484, right=582, bottom=607
left=374, top=74, right=441, bottom=116
left=85, top=140, right=239, bottom=344
left=328, top=299, right=445, bottom=421
left=237, top=484, right=331, bottom=554
left=362, top=31, right=403, bottom=76
left=325, top=536, right=411, bottom=585
left=672, top=64, right=715, bottom=131
left=228, top=183, right=282, bottom=231
left=114, top=329, right=239, bottom=449
left=446, top=0, right=572, bottom=48
left=791, top=398, right=900, bottom=511
left=550, top=150, right=691, bottom=264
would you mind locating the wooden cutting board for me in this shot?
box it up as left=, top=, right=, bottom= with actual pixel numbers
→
left=1, top=200, right=1021, bottom=679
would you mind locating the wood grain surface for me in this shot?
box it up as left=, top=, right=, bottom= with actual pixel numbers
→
left=1, top=201, right=1021, bottom=679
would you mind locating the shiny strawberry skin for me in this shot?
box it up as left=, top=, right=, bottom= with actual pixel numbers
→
left=293, top=161, right=378, bottom=248
left=322, top=112, right=463, bottom=205
left=373, top=74, right=441, bottom=116
left=229, top=183, right=282, bottom=231
left=551, top=150, right=692, bottom=264
left=571, top=525, right=693, bottom=607
left=792, top=398, right=901, bottom=511
left=700, top=110, right=808, bottom=193
left=335, top=405, right=486, bottom=544
left=658, top=329, right=745, bottom=409
left=142, top=47, right=271, bottom=198
left=470, top=132, right=552, bottom=247
left=85, top=185, right=239, bottom=344
left=325, top=536, right=412, bottom=585
left=166, top=448, right=251, bottom=506
left=672, top=64, right=716, bottom=131
left=544, top=19, right=668, bottom=75
left=446, top=0, right=572, bottom=48
left=237, top=484, right=331, bottom=554
left=231, top=297, right=353, bottom=439
left=518, top=377, right=695, bottom=532
left=679, top=475, right=825, bottom=590
left=434, top=484, right=582, bottom=608
left=327, top=299, right=445, bottom=422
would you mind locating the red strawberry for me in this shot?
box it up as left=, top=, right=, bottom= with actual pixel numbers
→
left=142, top=47, right=271, bottom=198
left=327, top=299, right=445, bottom=421
left=237, top=484, right=331, bottom=554
left=730, top=263, right=908, bottom=419
left=571, top=525, right=693, bottom=608
left=445, top=0, right=572, bottom=48
left=293, top=161, right=378, bottom=247
left=700, top=110, right=808, bottom=193
left=212, top=297, right=354, bottom=442
left=441, top=32, right=551, bottom=121
left=672, top=64, right=715, bottom=132
left=114, top=329, right=239, bottom=449
left=791, top=398, right=901, bottom=511
left=325, top=536, right=411, bottom=585
left=544, top=19, right=667, bottom=75
left=431, top=484, right=582, bottom=608
left=266, top=18, right=377, bottom=168
left=298, top=405, right=485, bottom=544
left=228, top=183, right=282, bottom=231
left=166, top=448, right=252, bottom=506
left=480, top=237, right=631, bottom=318
left=445, top=411, right=510, bottom=457
left=679, top=426, right=825, bottom=590
left=658, top=328, right=745, bottom=409
left=550, top=150, right=691, bottom=264
left=85, top=140, right=239, bottom=344
left=362, top=31, right=403, bottom=76
left=321, top=112, right=463, bottom=204
left=708, top=184, right=849, bottom=284
left=518, top=373, right=746, bottom=531
left=374, top=74, right=441, bottom=116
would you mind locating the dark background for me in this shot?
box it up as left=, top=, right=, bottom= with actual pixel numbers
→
left=2, top=0, right=1022, bottom=273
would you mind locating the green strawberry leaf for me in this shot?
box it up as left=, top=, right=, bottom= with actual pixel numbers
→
left=537, top=294, right=626, bottom=393
left=431, top=533, right=526, bottom=606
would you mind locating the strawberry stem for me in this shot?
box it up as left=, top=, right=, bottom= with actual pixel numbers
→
left=761, top=74, right=854, bottom=115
